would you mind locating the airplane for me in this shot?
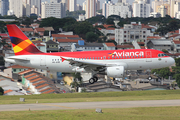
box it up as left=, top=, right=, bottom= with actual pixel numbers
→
left=5, top=24, right=175, bottom=84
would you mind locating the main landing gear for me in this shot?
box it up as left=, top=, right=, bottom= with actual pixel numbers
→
left=89, top=76, right=98, bottom=84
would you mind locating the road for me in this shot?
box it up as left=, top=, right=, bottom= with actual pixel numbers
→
left=0, top=100, right=180, bottom=111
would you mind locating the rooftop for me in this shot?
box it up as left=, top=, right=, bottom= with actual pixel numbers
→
left=35, top=28, right=45, bottom=32
left=105, top=43, right=115, bottom=47
left=149, top=39, right=172, bottom=45
left=8, top=65, right=32, bottom=69
left=57, top=39, right=80, bottom=43
left=76, top=43, right=104, bottom=47
left=46, top=40, right=58, bottom=44
left=20, top=28, right=34, bottom=32
left=173, top=40, right=180, bottom=44
left=52, top=34, right=80, bottom=38
left=116, top=44, right=134, bottom=48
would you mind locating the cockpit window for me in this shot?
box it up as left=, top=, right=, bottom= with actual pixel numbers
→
left=158, top=53, right=168, bottom=57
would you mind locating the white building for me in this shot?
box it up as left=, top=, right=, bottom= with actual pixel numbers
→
left=85, top=0, right=96, bottom=19
left=96, top=0, right=100, bottom=11
left=23, top=3, right=31, bottom=16
left=69, top=0, right=76, bottom=12
left=83, top=1, right=86, bottom=10
left=174, top=1, right=180, bottom=18
left=31, top=5, right=38, bottom=15
left=41, top=1, right=66, bottom=19
left=79, top=14, right=86, bottom=21
left=8, top=0, right=23, bottom=18
left=149, top=12, right=161, bottom=18
left=158, top=5, right=167, bottom=17
left=115, top=23, right=148, bottom=45
left=102, top=0, right=112, bottom=18
left=133, top=0, right=150, bottom=18
left=109, top=1, right=132, bottom=18
left=176, top=11, right=180, bottom=19
left=76, top=4, right=82, bottom=11
left=103, top=0, right=132, bottom=18
left=151, top=0, right=162, bottom=13
left=1, top=0, right=9, bottom=16
left=29, top=0, right=41, bottom=16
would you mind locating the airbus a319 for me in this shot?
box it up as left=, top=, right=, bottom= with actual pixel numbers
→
left=5, top=24, right=175, bottom=84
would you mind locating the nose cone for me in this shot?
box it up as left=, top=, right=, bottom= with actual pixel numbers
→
left=168, top=57, right=175, bottom=66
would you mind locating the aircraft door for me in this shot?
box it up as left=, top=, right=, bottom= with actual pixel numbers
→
left=40, top=55, right=46, bottom=66
left=146, top=51, right=152, bottom=62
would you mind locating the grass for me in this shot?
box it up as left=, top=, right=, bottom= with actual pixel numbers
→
left=0, top=107, right=180, bottom=120
left=0, top=90, right=180, bottom=104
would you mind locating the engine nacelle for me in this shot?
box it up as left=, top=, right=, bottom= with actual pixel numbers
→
left=106, top=66, right=124, bottom=78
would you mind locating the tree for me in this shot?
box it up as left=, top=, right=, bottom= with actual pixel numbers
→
left=0, top=87, right=4, bottom=95
left=172, top=58, right=180, bottom=87
left=151, top=67, right=171, bottom=79
left=162, top=49, right=169, bottom=53
left=40, top=17, right=77, bottom=31
left=175, top=74, right=180, bottom=87
left=86, top=32, right=98, bottom=42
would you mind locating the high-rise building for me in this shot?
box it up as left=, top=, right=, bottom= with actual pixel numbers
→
left=158, top=5, right=167, bottom=17
left=103, top=0, right=132, bottom=18
left=133, top=0, right=150, bottom=18
left=115, top=23, right=148, bottom=45
left=41, top=1, right=66, bottom=19
left=29, top=0, right=41, bottom=16
left=23, top=3, right=31, bottom=16
left=69, top=0, right=76, bottom=12
left=102, top=0, right=112, bottom=18
left=31, top=5, right=38, bottom=15
left=1, top=0, right=9, bottom=16
left=96, top=0, right=100, bottom=11
left=8, top=0, right=23, bottom=18
left=174, top=1, right=180, bottom=17
left=77, top=4, right=82, bottom=11
left=85, top=0, right=96, bottom=19
left=0, top=0, right=1, bottom=14
left=83, top=1, right=86, bottom=11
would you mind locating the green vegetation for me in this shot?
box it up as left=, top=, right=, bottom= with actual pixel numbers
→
left=0, top=87, right=4, bottom=95
left=0, top=107, right=180, bottom=120
left=66, top=10, right=85, bottom=19
left=172, top=58, right=180, bottom=87
left=0, top=15, right=17, bottom=19
left=0, top=90, right=180, bottom=104
left=151, top=67, right=171, bottom=80
left=151, top=58, right=180, bottom=87
left=40, top=17, right=77, bottom=31
left=86, top=32, right=99, bottom=42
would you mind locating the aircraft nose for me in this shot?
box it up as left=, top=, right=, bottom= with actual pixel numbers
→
left=168, top=57, right=175, bottom=66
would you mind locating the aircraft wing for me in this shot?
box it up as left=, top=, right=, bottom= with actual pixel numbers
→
left=67, top=59, right=105, bottom=67
left=65, top=58, right=123, bottom=73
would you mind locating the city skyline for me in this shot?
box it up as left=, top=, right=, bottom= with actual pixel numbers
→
left=42, top=0, right=122, bottom=8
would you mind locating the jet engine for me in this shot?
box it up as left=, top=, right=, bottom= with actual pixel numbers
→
left=106, top=66, right=124, bottom=78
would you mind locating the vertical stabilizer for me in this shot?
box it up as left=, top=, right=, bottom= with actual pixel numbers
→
left=6, top=24, right=42, bottom=55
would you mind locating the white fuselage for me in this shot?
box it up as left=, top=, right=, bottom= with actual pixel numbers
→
left=5, top=55, right=175, bottom=73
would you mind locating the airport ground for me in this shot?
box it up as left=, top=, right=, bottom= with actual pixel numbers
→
left=0, top=90, right=180, bottom=120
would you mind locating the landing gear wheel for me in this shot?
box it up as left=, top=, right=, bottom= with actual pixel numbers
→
left=89, top=78, right=95, bottom=84
left=94, top=77, right=98, bottom=82
left=148, top=76, right=152, bottom=80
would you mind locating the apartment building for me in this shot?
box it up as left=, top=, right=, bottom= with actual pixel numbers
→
left=115, top=23, right=148, bottom=45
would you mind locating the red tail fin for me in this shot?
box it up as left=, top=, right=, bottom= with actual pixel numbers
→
left=7, top=24, right=42, bottom=55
